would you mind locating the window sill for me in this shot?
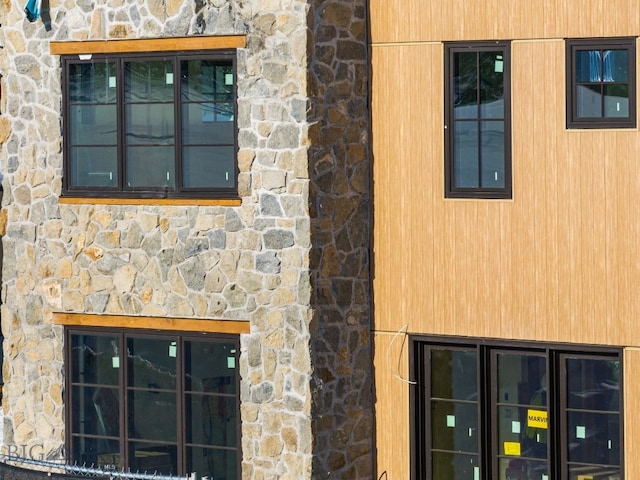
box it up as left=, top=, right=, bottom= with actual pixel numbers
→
left=59, top=197, right=241, bottom=206
left=565, top=126, right=639, bottom=132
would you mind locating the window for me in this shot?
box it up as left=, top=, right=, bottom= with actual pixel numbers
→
left=62, top=51, right=237, bottom=198
left=566, top=38, right=636, bottom=129
left=66, top=329, right=240, bottom=479
left=412, top=338, right=622, bottom=480
left=444, top=42, right=512, bottom=199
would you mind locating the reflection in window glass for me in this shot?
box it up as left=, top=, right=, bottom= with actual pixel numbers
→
left=63, top=53, right=237, bottom=196
left=565, top=357, right=620, bottom=473
left=446, top=43, right=510, bottom=198
left=568, top=38, right=635, bottom=127
left=68, top=331, right=240, bottom=478
left=413, top=342, right=622, bottom=480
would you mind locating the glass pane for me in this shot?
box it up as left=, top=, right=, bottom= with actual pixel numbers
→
left=603, top=49, right=628, bottom=82
left=125, top=104, right=175, bottom=145
left=497, top=353, right=547, bottom=407
left=568, top=465, right=621, bottom=480
left=432, top=452, right=479, bottom=480
left=187, top=394, right=237, bottom=446
left=453, top=121, right=479, bottom=188
left=127, top=337, right=177, bottom=389
left=499, top=458, right=548, bottom=480
left=576, top=85, right=603, bottom=118
left=125, top=60, right=175, bottom=103
left=71, top=385, right=120, bottom=438
left=70, top=105, right=117, bottom=145
left=479, top=51, right=504, bottom=119
left=183, top=146, right=235, bottom=189
left=567, top=411, right=620, bottom=466
left=129, top=442, right=177, bottom=475
left=181, top=59, right=233, bottom=102
left=453, top=52, right=478, bottom=119
left=497, top=354, right=548, bottom=464
left=566, top=358, right=620, bottom=411
left=72, top=436, right=121, bottom=469
left=69, top=62, right=117, bottom=104
left=186, top=446, right=237, bottom=480
left=431, top=400, right=478, bottom=453
left=430, top=349, right=478, bottom=400
left=498, top=406, right=547, bottom=460
left=604, top=84, right=629, bottom=117
left=576, top=50, right=602, bottom=83
left=480, top=121, right=505, bottom=188
left=182, top=104, right=234, bottom=144
left=185, top=340, right=237, bottom=394
left=70, top=147, right=118, bottom=188
left=128, top=390, right=177, bottom=442
left=126, top=146, right=175, bottom=188
left=71, top=334, right=120, bottom=385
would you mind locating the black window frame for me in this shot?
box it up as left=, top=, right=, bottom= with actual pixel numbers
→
left=444, top=41, right=512, bottom=200
left=411, top=336, right=624, bottom=480
left=65, top=327, right=241, bottom=478
left=61, top=50, right=239, bottom=199
left=566, top=37, right=637, bottom=129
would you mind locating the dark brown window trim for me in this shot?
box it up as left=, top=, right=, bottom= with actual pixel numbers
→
left=566, top=37, right=637, bottom=129
left=61, top=49, right=239, bottom=199
left=410, top=335, right=624, bottom=480
left=65, top=326, right=242, bottom=477
left=444, top=41, right=512, bottom=200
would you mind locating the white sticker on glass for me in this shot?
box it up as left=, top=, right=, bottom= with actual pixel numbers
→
left=512, top=421, right=521, bottom=434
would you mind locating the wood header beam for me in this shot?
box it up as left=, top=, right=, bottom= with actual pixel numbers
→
left=53, top=312, right=250, bottom=334
left=59, top=197, right=241, bottom=206
left=50, top=35, right=246, bottom=55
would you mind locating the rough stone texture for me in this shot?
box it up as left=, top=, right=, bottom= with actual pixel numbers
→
left=307, top=1, right=373, bottom=478
left=0, top=0, right=372, bottom=478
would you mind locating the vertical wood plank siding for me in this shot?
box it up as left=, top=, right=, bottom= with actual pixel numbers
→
left=371, top=0, right=640, bottom=470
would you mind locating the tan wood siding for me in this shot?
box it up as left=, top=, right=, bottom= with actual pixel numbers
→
left=372, top=38, right=640, bottom=346
left=373, top=331, right=411, bottom=479
left=370, top=0, right=640, bottom=44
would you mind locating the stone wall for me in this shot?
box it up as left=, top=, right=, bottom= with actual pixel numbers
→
left=0, top=0, right=372, bottom=478
left=307, top=1, right=373, bottom=478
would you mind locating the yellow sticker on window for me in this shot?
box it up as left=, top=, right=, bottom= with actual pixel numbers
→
left=504, top=442, right=521, bottom=456
left=527, top=409, right=548, bottom=429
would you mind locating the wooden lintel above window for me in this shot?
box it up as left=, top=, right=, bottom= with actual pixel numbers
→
left=59, top=197, right=242, bottom=207
left=50, top=35, right=246, bottom=55
left=53, top=312, right=251, bottom=334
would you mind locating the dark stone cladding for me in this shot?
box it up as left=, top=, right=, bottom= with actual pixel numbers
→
left=307, top=1, right=373, bottom=478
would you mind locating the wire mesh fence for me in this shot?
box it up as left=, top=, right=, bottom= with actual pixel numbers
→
left=0, top=454, right=193, bottom=480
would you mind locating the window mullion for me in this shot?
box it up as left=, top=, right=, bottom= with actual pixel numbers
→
left=118, top=332, right=127, bottom=469
left=177, top=336, right=185, bottom=475
left=476, top=52, right=483, bottom=190
left=174, top=57, right=183, bottom=194
left=117, top=57, right=126, bottom=193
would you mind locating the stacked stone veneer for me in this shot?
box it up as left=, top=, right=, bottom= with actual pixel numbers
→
left=0, top=0, right=372, bottom=478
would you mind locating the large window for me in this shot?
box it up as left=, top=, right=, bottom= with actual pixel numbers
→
left=62, top=51, right=237, bottom=198
left=412, top=338, right=622, bottom=480
left=566, top=38, right=636, bottom=129
left=444, top=42, right=512, bottom=199
left=66, top=329, right=240, bottom=479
